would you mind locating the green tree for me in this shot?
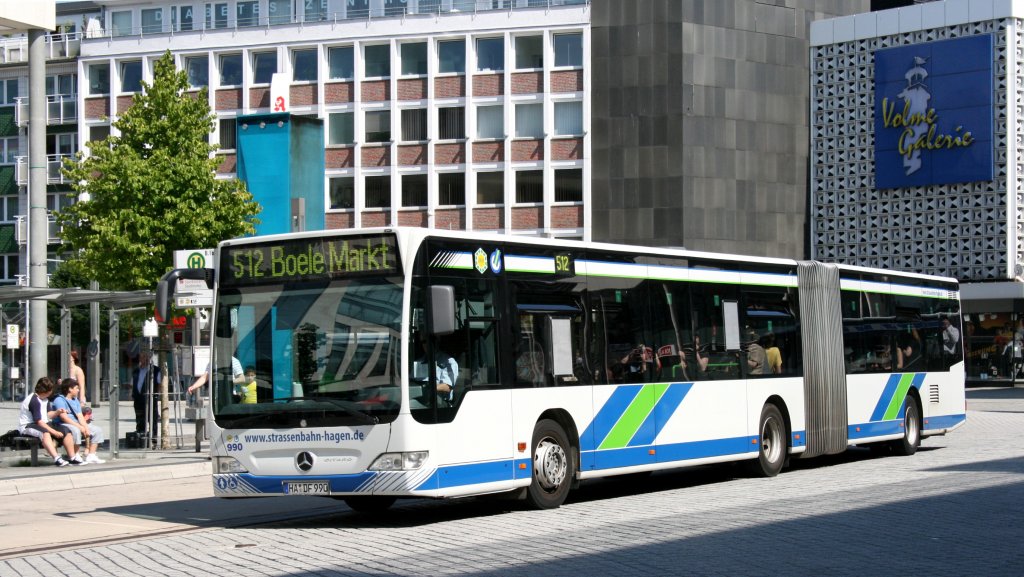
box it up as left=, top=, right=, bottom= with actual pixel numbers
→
left=59, top=50, right=260, bottom=291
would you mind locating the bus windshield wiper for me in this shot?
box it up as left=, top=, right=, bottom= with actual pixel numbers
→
left=275, top=396, right=379, bottom=424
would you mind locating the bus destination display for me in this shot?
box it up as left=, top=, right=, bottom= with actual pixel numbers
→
left=221, top=234, right=398, bottom=286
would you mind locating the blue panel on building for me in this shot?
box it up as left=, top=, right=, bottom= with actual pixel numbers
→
left=236, top=113, right=325, bottom=236
left=874, top=34, right=993, bottom=189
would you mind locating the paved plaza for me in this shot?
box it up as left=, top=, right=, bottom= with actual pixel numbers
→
left=0, top=387, right=1021, bottom=576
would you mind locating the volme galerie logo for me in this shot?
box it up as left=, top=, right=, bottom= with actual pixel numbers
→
left=874, top=34, right=993, bottom=189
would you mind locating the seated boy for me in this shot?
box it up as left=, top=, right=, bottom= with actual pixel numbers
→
left=17, top=377, right=75, bottom=466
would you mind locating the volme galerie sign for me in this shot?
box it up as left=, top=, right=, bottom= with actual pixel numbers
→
left=874, top=34, right=993, bottom=189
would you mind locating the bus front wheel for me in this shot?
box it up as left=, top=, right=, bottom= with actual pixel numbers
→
left=890, top=396, right=921, bottom=456
left=526, top=419, right=573, bottom=509
left=750, top=403, right=786, bottom=477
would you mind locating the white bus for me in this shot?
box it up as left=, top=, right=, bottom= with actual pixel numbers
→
left=157, top=228, right=966, bottom=511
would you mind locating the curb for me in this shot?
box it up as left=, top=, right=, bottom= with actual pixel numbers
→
left=0, top=461, right=211, bottom=496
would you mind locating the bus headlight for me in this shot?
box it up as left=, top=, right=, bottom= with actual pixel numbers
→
left=214, top=456, right=248, bottom=474
left=369, top=451, right=428, bottom=471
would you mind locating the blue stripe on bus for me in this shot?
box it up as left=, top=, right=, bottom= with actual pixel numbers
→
left=414, top=460, right=516, bottom=490
left=628, top=383, right=692, bottom=447
left=586, top=436, right=754, bottom=470
left=849, top=420, right=904, bottom=439
left=924, top=413, right=966, bottom=429
left=580, top=385, right=643, bottom=451
left=869, top=374, right=904, bottom=422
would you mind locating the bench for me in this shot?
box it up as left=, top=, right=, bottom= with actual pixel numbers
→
left=11, top=436, right=42, bottom=467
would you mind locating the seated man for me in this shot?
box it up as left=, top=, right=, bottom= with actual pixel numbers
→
left=51, top=378, right=90, bottom=465
left=80, top=406, right=106, bottom=463
left=17, top=377, right=75, bottom=467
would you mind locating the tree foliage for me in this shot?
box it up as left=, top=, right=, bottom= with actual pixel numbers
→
left=59, top=50, right=260, bottom=291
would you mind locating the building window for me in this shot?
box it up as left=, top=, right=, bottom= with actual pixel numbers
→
left=141, top=9, right=163, bottom=34
left=237, top=1, right=259, bottom=26
left=88, top=64, right=110, bottom=95
left=219, top=54, right=242, bottom=86
left=477, top=172, right=504, bottom=205
left=365, top=110, right=391, bottom=142
left=438, top=173, right=465, bottom=206
left=365, top=175, right=391, bottom=208
left=438, top=107, right=465, bottom=140
left=219, top=118, right=236, bottom=150
left=476, top=37, right=503, bottom=73
left=172, top=5, right=195, bottom=31
left=329, top=176, right=355, bottom=209
left=111, top=11, right=132, bottom=37
left=2, top=254, right=20, bottom=283
left=89, top=125, right=111, bottom=145
left=1, top=137, right=19, bottom=164
left=401, top=174, right=427, bottom=207
left=346, top=0, right=368, bottom=18
left=516, top=170, right=543, bottom=203
left=401, top=108, right=427, bottom=142
left=293, top=49, right=318, bottom=82
left=120, top=61, right=143, bottom=94
left=1, top=196, right=19, bottom=221
left=328, top=112, right=354, bottom=145
left=438, top=39, right=465, bottom=74
left=268, top=0, right=292, bottom=24
left=401, top=42, right=427, bottom=76
left=515, top=103, right=543, bottom=138
left=365, top=44, right=391, bottom=78
left=252, top=51, right=277, bottom=84
left=384, top=0, right=408, bottom=17
left=206, top=3, right=229, bottom=29
left=304, top=0, right=327, bottom=21
left=554, top=32, right=582, bottom=67
left=554, top=168, right=582, bottom=202
left=45, top=74, right=76, bottom=97
left=46, top=133, right=77, bottom=156
left=328, top=46, right=354, bottom=80
left=477, top=105, right=503, bottom=139
left=2, top=78, right=18, bottom=104
left=554, top=101, right=582, bottom=136
left=515, top=35, right=543, bottom=69
left=185, top=56, right=209, bottom=89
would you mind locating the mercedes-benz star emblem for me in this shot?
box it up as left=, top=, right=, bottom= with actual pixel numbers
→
left=296, top=451, right=315, bottom=472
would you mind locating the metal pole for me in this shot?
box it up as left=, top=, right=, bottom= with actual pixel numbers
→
left=60, top=306, right=70, bottom=379
left=107, top=309, right=120, bottom=460
left=28, top=29, right=48, bottom=386
left=90, top=281, right=100, bottom=405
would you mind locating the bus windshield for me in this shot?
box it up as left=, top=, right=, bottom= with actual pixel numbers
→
left=212, top=277, right=403, bottom=428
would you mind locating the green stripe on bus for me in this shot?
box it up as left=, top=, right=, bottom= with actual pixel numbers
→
left=883, top=373, right=915, bottom=421
left=599, top=384, right=669, bottom=450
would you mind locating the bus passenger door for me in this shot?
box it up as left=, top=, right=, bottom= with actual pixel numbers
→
left=418, top=276, right=514, bottom=494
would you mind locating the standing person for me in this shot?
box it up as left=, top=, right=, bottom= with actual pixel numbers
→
left=132, top=351, right=161, bottom=436
left=69, top=350, right=87, bottom=405
left=745, top=328, right=768, bottom=376
left=187, top=357, right=244, bottom=396
left=764, top=333, right=782, bottom=375
left=17, top=377, right=75, bottom=467
left=51, top=379, right=89, bottom=465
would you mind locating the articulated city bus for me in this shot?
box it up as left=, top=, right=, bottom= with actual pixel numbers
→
left=157, top=228, right=966, bottom=511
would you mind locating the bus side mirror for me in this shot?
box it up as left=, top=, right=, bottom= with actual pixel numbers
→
left=430, top=285, right=456, bottom=336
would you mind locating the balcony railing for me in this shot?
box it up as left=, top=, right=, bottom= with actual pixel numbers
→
left=14, top=214, right=62, bottom=247
left=14, top=95, right=77, bottom=127
left=88, top=0, right=588, bottom=39
left=14, top=154, right=74, bottom=186
left=0, top=32, right=82, bottom=64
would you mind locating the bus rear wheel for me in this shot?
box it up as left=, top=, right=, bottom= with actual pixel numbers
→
left=343, top=496, right=397, bottom=513
left=526, top=419, right=573, bottom=509
left=750, top=403, right=786, bottom=477
left=890, top=396, right=921, bottom=456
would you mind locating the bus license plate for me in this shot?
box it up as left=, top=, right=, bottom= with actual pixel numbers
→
left=284, top=481, right=330, bottom=495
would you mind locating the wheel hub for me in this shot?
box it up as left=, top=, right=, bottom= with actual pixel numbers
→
left=534, top=438, right=568, bottom=491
